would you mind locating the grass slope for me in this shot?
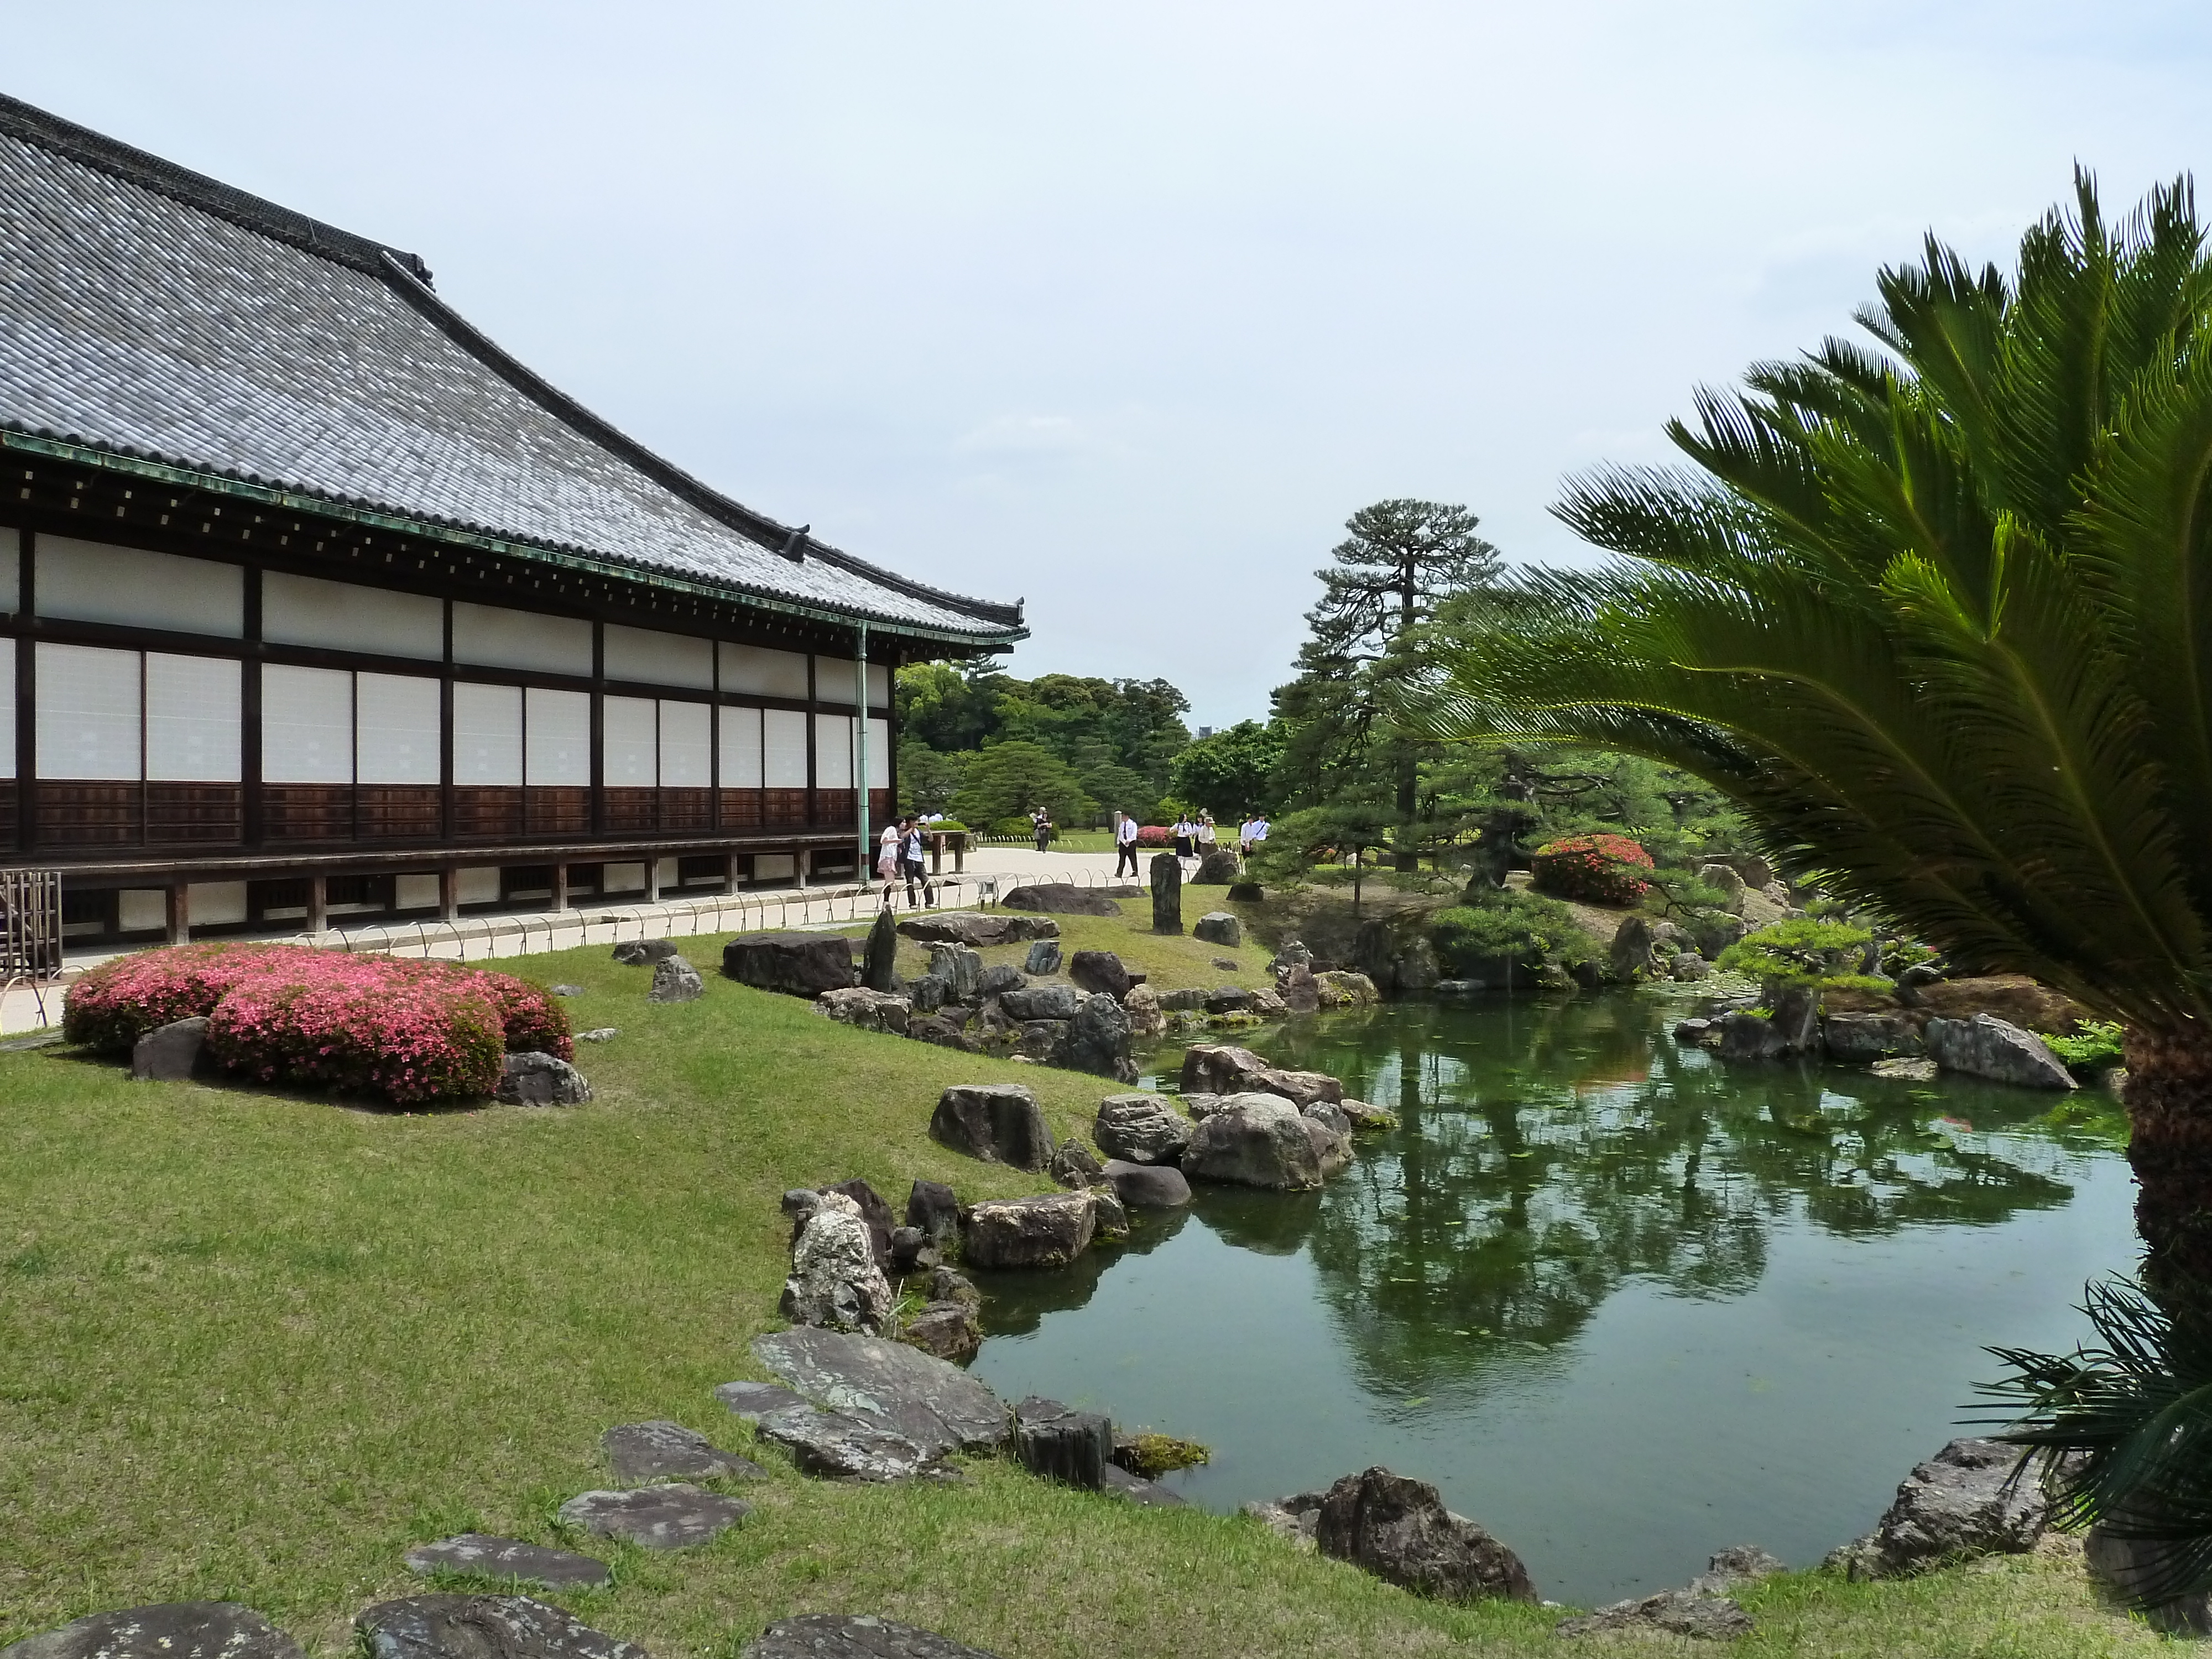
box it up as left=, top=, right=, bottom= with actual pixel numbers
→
left=0, top=900, right=2165, bottom=1657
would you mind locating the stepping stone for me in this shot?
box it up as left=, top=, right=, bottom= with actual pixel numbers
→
left=2, top=1604, right=302, bottom=1659
left=1102, top=1464, right=1185, bottom=1507
left=740, top=1615, right=1004, bottom=1657
left=752, top=1404, right=933, bottom=1482
left=357, top=1597, right=646, bottom=1659
left=557, top=1484, right=748, bottom=1550
left=549, top=985, right=586, bottom=997
left=403, top=1534, right=610, bottom=1590
left=577, top=1029, right=619, bottom=1043
left=714, top=1380, right=807, bottom=1423
left=751, top=1328, right=1007, bottom=1457
left=602, top=1421, right=766, bottom=1483
left=0, top=1031, right=64, bottom=1053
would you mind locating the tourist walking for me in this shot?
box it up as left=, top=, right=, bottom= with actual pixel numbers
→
left=901, top=817, right=936, bottom=907
left=1114, top=810, right=1141, bottom=878
left=877, top=821, right=902, bottom=903
left=1032, top=807, right=1052, bottom=852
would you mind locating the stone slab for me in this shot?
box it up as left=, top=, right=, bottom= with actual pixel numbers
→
left=752, top=1328, right=1007, bottom=1457
left=752, top=1404, right=932, bottom=1481
left=556, top=1484, right=749, bottom=1550
left=403, top=1535, right=610, bottom=1590
left=602, top=1421, right=766, bottom=1483
left=740, top=1615, right=1004, bottom=1658
left=713, top=1379, right=808, bottom=1422
left=3, top=1605, right=302, bottom=1659
left=357, top=1598, right=646, bottom=1659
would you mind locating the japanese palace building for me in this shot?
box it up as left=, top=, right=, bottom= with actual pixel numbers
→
left=0, top=94, right=1024, bottom=945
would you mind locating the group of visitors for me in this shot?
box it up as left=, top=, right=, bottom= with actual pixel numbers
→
left=876, top=816, right=938, bottom=908
left=1100, top=807, right=1269, bottom=876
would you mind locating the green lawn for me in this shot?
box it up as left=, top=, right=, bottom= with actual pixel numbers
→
left=0, top=899, right=2165, bottom=1657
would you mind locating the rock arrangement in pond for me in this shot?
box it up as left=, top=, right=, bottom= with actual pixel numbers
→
left=1676, top=995, right=2080, bottom=1091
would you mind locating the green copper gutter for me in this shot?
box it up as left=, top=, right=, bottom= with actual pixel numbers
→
left=1, top=431, right=1028, bottom=649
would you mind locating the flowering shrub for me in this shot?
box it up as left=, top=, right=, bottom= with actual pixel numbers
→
left=65, top=944, right=570, bottom=1104
left=1137, top=825, right=1173, bottom=848
left=1531, top=834, right=1656, bottom=905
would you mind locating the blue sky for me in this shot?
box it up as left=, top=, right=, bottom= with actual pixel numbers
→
left=7, top=2, right=2210, bottom=725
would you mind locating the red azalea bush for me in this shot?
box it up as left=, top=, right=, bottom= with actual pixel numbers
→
left=65, top=944, right=571, bottom=1104
left=1531, top=833, right=1656, bottom=905
left=1136, top=825, right=1173, bottom=847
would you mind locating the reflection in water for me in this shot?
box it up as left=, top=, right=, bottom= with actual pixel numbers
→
left=972, top=993, right=2132, bottom=1604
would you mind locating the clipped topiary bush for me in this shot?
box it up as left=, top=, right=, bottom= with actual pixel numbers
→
left=64, top=944, right=571, bottom=1105
left=1531, top=833, right=1655, bottom=905
left=1136, top=825, right=1173, bottom=848
left=1431, top=888, right=1597, bottom=973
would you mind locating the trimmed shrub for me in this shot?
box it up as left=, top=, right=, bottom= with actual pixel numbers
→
left=1136, top=825, right=1173, bottom=848
left=64, top=945, right=571, bottom=1104
left=1431, top=889, right=1597, bottom=973
left=1531, top=833, right=1655, bottom=904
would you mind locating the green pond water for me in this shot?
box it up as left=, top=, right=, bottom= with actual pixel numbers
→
left=968, top=991, right=2136, bottom=1606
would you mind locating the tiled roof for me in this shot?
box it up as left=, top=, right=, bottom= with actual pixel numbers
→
left=0, top=93, right=1024, bottom=643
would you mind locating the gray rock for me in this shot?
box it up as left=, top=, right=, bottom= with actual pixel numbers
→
left=906, top=1180, right=961, bottom=1247
left=549, top=984, right=586, bottom=998
left=1556, top=1592, right=1752, bottom=1640
left=1674, top=1018, right=1713, bottom=1042
left=612, top=938, right=679, bottom=964
left=557, top=1484, right=748, bottom=1550
left=999, top=983, right=1081, bottom=1022
left=780, top=1198, right=893, bottom=1334
left=1715, top=990, right=1819, bottom=1062
left=1094, top=1094, right=1194, bottom=1164
left=1829, top=1438, right=2047, bottom=1579
left=1015, top=1019, right=1065, bottom=1059
left=907, top=977, right=950, bottom=1015
left=1433, top=979, right=1485, bottom=997
left=1698, top=863, right=1749, bottom=913
left=1609, top=914, right=1661, bottom=980
left=1304, top=1115, right=1352, bottom=1178
left=1280, top=964, right=1322, bottom=1014
left=1874, top=1056, right=1940, bottom=1081
left=1123, top=984, right=1167, bottom=1039
left=816, top=987, right=911, bottom=1035
left=1925, top=1015, right=2077, bottom=1090
left=1046, top=1138, right=1104, bottom=1188
left=740, top=1614, right=1005, bottom=1658
left=131, top=1016, right=212, bottom=1083
left=1204, top=986, right=1255, bottom=1014
left=402, top=1535, right=610, bottom=1590
left=1089, top=1182, right=1129, bottom=1239
left=1315, top=1466, right=1537, bottom=1603
left=601, top=1420, right=765, bottom=1484
left=1150, top=852, right=1183, bottom=935
left=1688, top=1545, right=1786, bottom=1595
left=722, top=932, right=857, bottom=997
left=1671, top=953, right=1711, bottom=981
left=357, top=1597, right=644, bottom=1659
left=1157, top=988, right=1209, bottom=1011
left=1192, top=849, right=1243, bottom=884
left=1102, top=1464, right=1186, bottom=1507
left=926, top=945, right=984, bottom=1003
left=979, top=964, right=1025, bottom=998
left=752, top=1405, right=933, bottom=1481
left=898, top=1301, right=982, bottom=1363
left=1245, top=1491, right=1323, bottom=1550
left=889, top=1226, right=936, bottom=1274
left=648, top=954, right=704, bottom=1003
left=3, top=1605, right=304, bottom=1659
left=999, top=884, right=1121, bottom=916
left=1212, top=958, right=1241, bottom=973
left=1068, top=951, right=1136, bottom=1000
left=1180, top=1043, right=1343, bottom=1107
left=1024, top=940, right=1063, bottom=975
left=862, top=908, right=900, bottom=993
left=750, top=1327, right=1009, bottom=1457
left=1049, top=993, right=1139, bottom=1083
left=1394, top=936, right=1442, bottom=992
left=899, top=912, right=1059, bottom=947
left=1823, top=1013, right=1924, bottom=1062
left=576, top=1027, right=619, bottom=1043
left=926, top=1266, right=982, bottom=1307
left=1179, top=1092, right=1228, bottom=1117
left=1303, top=1100, right=1353, bottom=1136
left=495, top=1052, right=593, bottom=1105
left=1100, top=1159, right=1192, bottom=1208
left=1182, top=1094, right=1324, bottom=1190
left=712, top=1380, right=808, bottom=1423
left=1014, top=1396, right=1111, bottom=1490
left=1335, top=1098, right=1400, bottom=1131
left=930, top=1083, right=1054, bottom=1170
left=963, top=1191, right=1098, bottom=1270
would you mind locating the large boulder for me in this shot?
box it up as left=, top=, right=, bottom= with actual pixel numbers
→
left=1014, top=1396, right=1112, bottom=1490
left=1822, top=1013, right=1923, bottom=1063
left=780, top=1194, right=893, bottom=1334
left=723, top=933, right=856, bottom=997
left=1314, top=971, right=1380, bottom=1008
left=1049, top=993, right=1139, bottom=1083
left=740, top=1616, right=1005, bottom=1658
left=1314, top=1467, right=1537, bottom=1603
left=1393, top=936, right=1441, bottom=992
left=1192, top=849, right=1243, bottom=884
left=751, top=1327, right=1008, bottom=1457
left=4, top=1606, right=305, bottom=1659
left=648, top=954, right=705, bottom=1003
left=1068, top=951, right=1136, bottom=1000
left=1100, top=1159, right=1192, bottom=1208
left=816, top=988, right=911, bottom=1035
left=930, top=1083, right=1055, bottom=1170
left=925, top=944, right=985, bottom=1003
left=862, top=908, right=900, bottom=992
left=357, top=1598, right=644, bottom=1659
left=1304, top=1115, right=1352, bottom=1178
left=999, top=983, right=1081, bottom=1022
left=1149, top=852, right=1183, bottom=936
left=1000, top=884, right=1121, bottom=916
left=1698, top=862, right=1749, bottom=913
left=899, top=1301, right=982, bottom=1363
left=1180, top=1043, right=1343, bottom=1107
left=1925, top=1014, right=2077, bottom=1090
left=1826, top=1438, right=2047, bottom=1579
left=898, top=912, right=1060, bottom=947
left=1608, top=915, right=1660, bottom=981
left=1123, top=984, right=1166, bottom=1039
left=1193, top=911, right=1242, bottom=948
left=963, top=1191, right=1098, bottom=1269
left=1910, top=973, right=2090, bottom=1032
left=1182, top=1094, right=1324, bottom=1191
left=1024, top=939, right=1063, bottom=975
left=1094, top=1093, right=1194, bottom=1164
left=131, top=1017, right=213, bottom=1083
left=906, top=1180, right=961, bottom=1248
left=496, top=1052, right=593, bottom=1105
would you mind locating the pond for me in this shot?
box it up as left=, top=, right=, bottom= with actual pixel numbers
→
left=967, top=991, right=2135, bottom=1606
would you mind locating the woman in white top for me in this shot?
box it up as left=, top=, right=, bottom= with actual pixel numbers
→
left=877, top=822, right=902, bottom=899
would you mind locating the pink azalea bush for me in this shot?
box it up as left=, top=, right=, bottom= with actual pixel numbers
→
left=1136, top=825, right=1173, bottom=848
left=65, top=944, right=571, bottom=1105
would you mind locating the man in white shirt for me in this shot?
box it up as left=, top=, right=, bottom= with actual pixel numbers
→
left=1114, top=810, right=1141, bottom=878
left=1241, top=815, right=1269, bottom=857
